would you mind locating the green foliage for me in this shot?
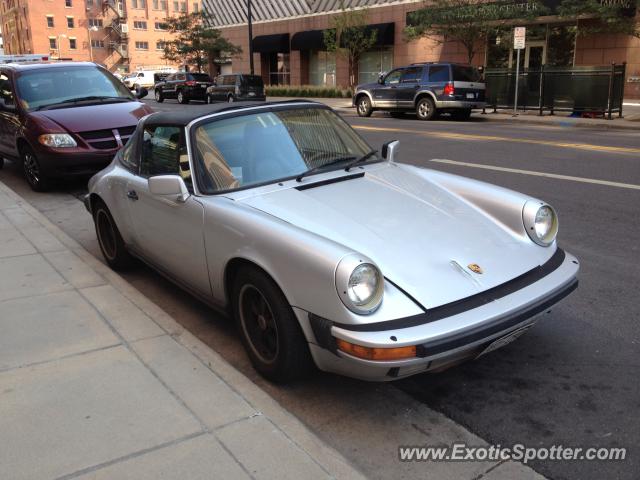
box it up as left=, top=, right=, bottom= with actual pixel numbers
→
left=265, top=85, right=353, bottom=98
left=162, top=11, right=241, bottom=72
left=405, top=0, right=548, bottom=63
left=323, top=6, right=378, bottom=88
left=558, top=0, right=640, bottom=38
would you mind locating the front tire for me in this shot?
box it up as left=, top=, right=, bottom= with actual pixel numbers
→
left=177, top=90, right=189, bottom=104
left=21, top=145, right=50, bottom=192
left=232, top=266, right=314, bottom=383
left=155, top=89, right=164, bottom=103
left=227, top=95, right=235, bottom=103
left=93, top=201, right=134, bottom=270
left=206, top=95, right=212, bottom=104
left=416, top=97, right=436, bottom=120
left=356, top=95, right=373, bottom=117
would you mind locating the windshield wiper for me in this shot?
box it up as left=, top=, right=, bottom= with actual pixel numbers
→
left=295, top=156, right=356, bottom=182
left=344, top=150, right=378, bottom=172
left=38, top=96, right=130, bottom=110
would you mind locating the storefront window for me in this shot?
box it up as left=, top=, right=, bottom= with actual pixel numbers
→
left=358, top=47, right=393, bottom=84
left=309, top=51, right=336, bottom=86
left=269, top=53, right=290, bottom=85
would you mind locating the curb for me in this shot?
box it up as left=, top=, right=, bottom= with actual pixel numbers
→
left=0, top=181, right=367, bottom=480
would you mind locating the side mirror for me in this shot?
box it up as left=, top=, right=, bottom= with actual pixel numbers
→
left=381, top=140, right=399, bottom=163
left=378, top=73, right=385, bottom=84
left=148, top=175, right=189, bottom=203
left=0, top=98, right=16, bottom=112
left=135, top=87, right=148, bottom=99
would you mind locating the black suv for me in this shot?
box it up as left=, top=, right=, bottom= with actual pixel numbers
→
left=353, top=63, right=485, bottom=120
left=206, top=74, right=265, bottom=103
left=154, top=72, right=213, bottom=104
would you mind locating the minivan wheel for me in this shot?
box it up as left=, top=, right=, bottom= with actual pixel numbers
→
left=155, top=89, right=164, bottom=103
left=232, top=266, right=314, bottom=383
left=178, top=91, right=189, bottom=104
left=93, top=201, right=134, bottom=270
left=206, top=95, right=212, bottom=104
left=416, top=97, right=436, bottom=120
left=357, top=96, right=373, bottom=117
left=21, top=146, right=50, bottom=192
left=227, top=95, right=234, bottom=103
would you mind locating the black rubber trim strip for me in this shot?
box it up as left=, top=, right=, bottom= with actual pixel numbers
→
left=295, top=172, right=364, bottom=191
left=415, top=277, right=578, bottom=357
left=333, top=248, right=568, bottom=332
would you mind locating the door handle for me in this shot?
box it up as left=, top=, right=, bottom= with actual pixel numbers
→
left=127, top=190, right=138, bottom=201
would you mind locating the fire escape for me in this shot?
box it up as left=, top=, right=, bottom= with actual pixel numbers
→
left=102, top=0, right=129, bottom=67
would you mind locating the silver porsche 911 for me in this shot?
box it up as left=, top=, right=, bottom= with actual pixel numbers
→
left=85, top=100, right=579, bottom=383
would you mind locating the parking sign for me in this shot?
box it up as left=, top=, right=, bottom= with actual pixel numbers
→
left=514, top=27, right=526, bottom=50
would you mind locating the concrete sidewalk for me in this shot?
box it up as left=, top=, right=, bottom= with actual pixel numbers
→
left=0, top=180, right=365, bottom=480
left=270, top=96, right=640, bottom=130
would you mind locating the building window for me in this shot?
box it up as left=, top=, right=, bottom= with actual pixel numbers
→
left=88, top=18, right=103, bottom=28
left=267, top=53, right=290, bottom=85
left=133, top=21, right=147, bottom=29
left=86, top=0, right=93, bottom=5
left=91, top=39, right=104, bottom=48
left=49, top=37, right=57, bottom=49
left=67, top=16, right=74, bottom=28
left=131, top=0, right=146, bottom=7
left=154, top=21, right=167, bottom=30
left=65, top=0, right=72, bottom=6
left=309, top=51, right=336, bottom=87
left=180, top=1, right=186, bottom=11
left=173, top=1, right=178, bottom=10
left=135, top=41, right=148, bottom=50
left=69, top=37, right=77, bottom=49
left=358, top=47, right=393, bottom=84
left=46, top=16, right=54, bottom=28
left=152, top=0, right=158, bottom=8
left=160, top=0, right=167, bottom=9
left=156, top=41, right=165, bottom=50
left=193, top=2, right=198, bottom=12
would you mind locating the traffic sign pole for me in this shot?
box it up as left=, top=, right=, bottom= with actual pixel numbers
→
left=512, top=27, right=526, bottom=117
left=514, top=49, right=520, bottom=117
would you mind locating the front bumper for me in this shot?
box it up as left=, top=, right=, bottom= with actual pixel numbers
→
left=35, top=147, right=115, bottom=178
left=302, top=248, right=579, bottom=381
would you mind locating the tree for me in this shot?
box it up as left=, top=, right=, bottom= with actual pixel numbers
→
left=162, top=11, right=241, bottom=73
left=558, top=0, right=640, bottom=39
left=323, top=7, right=378, bottom=89
left=404, top=0, right=547, bottom=64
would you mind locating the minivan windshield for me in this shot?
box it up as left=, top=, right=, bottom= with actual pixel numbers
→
left=194, top=107, right=376, bottom=193
left=16, top=66, right=134, bottom=111
left=452, top=65, right=483, bottom=83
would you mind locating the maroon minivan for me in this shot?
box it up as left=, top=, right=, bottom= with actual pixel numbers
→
left=0, top=62, right=153, bottom=191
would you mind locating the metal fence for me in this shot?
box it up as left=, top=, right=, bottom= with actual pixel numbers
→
left=484, top=63, right=626, bottom=119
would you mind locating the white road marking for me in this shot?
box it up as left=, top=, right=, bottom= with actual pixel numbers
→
left=430, top=159, right=640, bottom=191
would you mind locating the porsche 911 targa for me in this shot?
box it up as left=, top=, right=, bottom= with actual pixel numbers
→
left=85, top=100, right=579, bottom=382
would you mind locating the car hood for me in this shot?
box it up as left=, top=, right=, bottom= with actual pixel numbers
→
left=356, top=82, right=378, bottom=91
left=31, top=101, right=151, bottom=132
left=238, top=164, right=553, bottom=309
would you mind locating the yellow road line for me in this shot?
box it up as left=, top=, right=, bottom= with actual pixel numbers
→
left=430, top=159, right=640, bottom=191
left=352, top=125, right=640, bottom=155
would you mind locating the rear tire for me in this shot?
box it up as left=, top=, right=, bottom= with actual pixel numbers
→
left=178, top=90, right=189, bottom=104
left=93, top=200, right=134, bottom=270
left=155, top=89, right=164, bottom=103
left=416, top=97, right=436, bottom=121
left=356, top=95, right=372, bottom=117
left=232, top=266, right=314, bottom=383
left=452, top=108, right=472, bottom=121
left=21, top=145, right=50, bottom=192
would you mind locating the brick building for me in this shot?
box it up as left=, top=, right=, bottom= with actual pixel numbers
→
left=0, top=0, right=201, bottom=74
left=205, top=0, right=640, bottom=99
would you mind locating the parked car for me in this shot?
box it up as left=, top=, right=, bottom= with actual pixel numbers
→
left=124, top=70, right=173, bottom=90
left=206, top=74, right=266, bottom=103
left=154, top=72, right=213, bottom=104
left=353, top=62, right=486, bottom=120
left=0, top=61, right=151, bottom=191
left=85, top=100, right=578, bottom=383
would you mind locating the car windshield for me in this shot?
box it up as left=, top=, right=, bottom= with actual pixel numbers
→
left=241, top=75, right=263, bottom=87
left=16, top=66, right=134, bottom=111
left=193, top=107, right=376, bottom=193
left=452, top=65, right=482, bottom=82
left=189, top=73, right=211, bottom=82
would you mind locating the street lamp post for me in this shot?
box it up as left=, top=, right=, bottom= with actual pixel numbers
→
left=87, top=25, right=99, bottom=62
left=57, top=33, right=67, bottom=60
left=247, top=0, right=254, bottom=75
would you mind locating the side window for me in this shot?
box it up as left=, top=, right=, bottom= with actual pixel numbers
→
left=384, top=69, right=402, bottom=85
left=118, top=135, right=139, bottom=172
left=400, top=67, right=422, bottom=83
left=177, top=73, right=186, bottom=81
left=0, top=71, right=15, bottom=106
left=223, top=75, right=235, bottom=86
left=140, top=125, right=192, bottom=189
left=428, top=65, right=450, bottom=83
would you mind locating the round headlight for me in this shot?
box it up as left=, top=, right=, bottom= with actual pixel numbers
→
left=336, top=255, right=384, bottom=314
left=523, top=201, right=559, bottom=246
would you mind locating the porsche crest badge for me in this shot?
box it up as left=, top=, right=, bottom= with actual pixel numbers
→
left=468, top=263, right=483, bottom=274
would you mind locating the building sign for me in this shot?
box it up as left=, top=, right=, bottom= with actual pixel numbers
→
left=514, top=27, right=526, bottom=49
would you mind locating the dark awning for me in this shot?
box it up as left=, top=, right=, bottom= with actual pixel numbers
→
left=252, top=33, right=290, bottom=53
left=338, top=22, right=395, bottom=48
left=291, top=30, right=327, bottom=51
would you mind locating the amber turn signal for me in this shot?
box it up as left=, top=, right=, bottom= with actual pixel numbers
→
left=335, top=338, right=417, bottom=361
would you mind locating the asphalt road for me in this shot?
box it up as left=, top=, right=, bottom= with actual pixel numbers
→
left=1, top=100, right=638, bottom=480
